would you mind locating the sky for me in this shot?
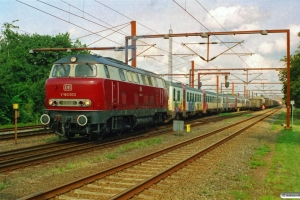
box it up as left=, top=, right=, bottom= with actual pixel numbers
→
left=1, top=0, right=300, bottom=98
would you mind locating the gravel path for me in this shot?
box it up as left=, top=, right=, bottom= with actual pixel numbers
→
left=0, top=109, right=281, bottom=200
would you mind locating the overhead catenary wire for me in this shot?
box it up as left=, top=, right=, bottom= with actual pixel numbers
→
left=16, top=0, right=123, bottom=46
left=60, top=0, right=130, bottom=38
left=172, top=0, right=252, bottom=69
left=17, top=0, right=218, bottom=81
left=93, top=0, right=205, bottom=71
left=18, top=0, right=193, bottom=76
left=194, top=0, right=266, bottom=83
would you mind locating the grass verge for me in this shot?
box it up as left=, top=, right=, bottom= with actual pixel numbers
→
left=228, top=108, right=300, bottom=199
left=262, top=115, right=300, bottom=198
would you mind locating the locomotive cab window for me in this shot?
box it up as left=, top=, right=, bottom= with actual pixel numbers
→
left=52, top=64, right=71, bottom=77
left=153, top=78, right=158, bottom=87
left=162, top=80, right=167, bottom=88
left=104, top=65, right=110, bottom=78
left=75, top=64, right=96, bottom=77
left=119, top=69, right=126, bottom=81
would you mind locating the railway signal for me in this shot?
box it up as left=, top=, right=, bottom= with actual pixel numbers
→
left=13, top=103, right=19, bottom=144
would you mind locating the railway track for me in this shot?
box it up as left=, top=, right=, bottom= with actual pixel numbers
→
left=0, top=129, right=53, bottom=141
left=19, top=108, right=279, bottom=200
left=0, top=111, right=252, bottom=173
left=0, top=125, right=45, bottom=133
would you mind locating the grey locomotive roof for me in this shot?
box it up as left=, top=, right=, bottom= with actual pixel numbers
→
left=54, top=54, right=162, bottom=79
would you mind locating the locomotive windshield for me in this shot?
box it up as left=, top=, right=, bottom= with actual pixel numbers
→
left=75, top=64, right=97, bottom=77
left=52, top=64, right=71, bottom=77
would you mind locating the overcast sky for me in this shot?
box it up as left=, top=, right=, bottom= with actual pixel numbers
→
left=1, top=0, right=300, bottom=97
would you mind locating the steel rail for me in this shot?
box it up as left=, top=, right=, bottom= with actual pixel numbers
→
left=0, top=129, right=52, bottom=141
left=19, top=109, right=278, bottom=200
left=111, top=109, right=278, bottom=199
left=0, top=111, right=250, bottom=171
left=0, top=125, right=46, bottom=133
left=0, top=127, right=168, bottom=173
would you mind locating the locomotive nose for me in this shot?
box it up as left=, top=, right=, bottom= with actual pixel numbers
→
left=77, top=115, right=88, bottom=126
left=40, top=114, right=50, bottom=125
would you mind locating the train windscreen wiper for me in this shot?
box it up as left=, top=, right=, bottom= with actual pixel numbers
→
left=86, top=63, right=93, bottom=71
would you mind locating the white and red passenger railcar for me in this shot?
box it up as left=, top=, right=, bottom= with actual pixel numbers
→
left=40, top=54, right=168, bottom=139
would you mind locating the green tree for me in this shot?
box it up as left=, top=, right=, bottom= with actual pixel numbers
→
left=0, top=21, right=88, bottom=124
left=279, top=43, right=300, bottom=108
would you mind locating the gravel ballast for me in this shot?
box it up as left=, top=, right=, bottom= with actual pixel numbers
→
left=0, top=109, right=282, bottom=199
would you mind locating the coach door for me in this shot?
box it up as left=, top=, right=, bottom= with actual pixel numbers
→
left=112, top=81, right=119, bottom=109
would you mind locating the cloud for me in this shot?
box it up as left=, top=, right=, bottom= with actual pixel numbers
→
left=288, top=24, right=300, bottom=46
left=204, top=6, right=269, bottom=30
left=258, top=37, right=286, bottom=55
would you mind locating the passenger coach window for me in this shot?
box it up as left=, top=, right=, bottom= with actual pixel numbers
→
left=104, top=65, right=110, bottom=78
left=173, top=89, right=176, bottom=101
left=75, top=64, right=96, bottom=77
left=119, top=69, right=126, bottom=81
left=177, top=91, right=180, bottom=101
left=52, top=64, right=71, bottom=77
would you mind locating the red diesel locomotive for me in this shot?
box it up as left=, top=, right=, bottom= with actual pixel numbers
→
left=40, top=54, right=169, bottom=139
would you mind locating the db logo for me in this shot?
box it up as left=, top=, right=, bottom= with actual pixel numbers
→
left=63, top=84, right=72, bottom=91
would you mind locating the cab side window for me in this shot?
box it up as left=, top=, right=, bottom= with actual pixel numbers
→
left=119, top=69, right=126, bottom=81
left=104, top=65, right=110, bottom=78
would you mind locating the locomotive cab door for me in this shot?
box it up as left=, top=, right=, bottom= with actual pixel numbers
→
left=112, top=81, right=119, bottom=109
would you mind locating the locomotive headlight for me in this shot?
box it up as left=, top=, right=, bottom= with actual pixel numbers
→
left=84, top=100, right=91, bottom=107
left=49, top=99, right=58, bottom=106
left=49, top=99, right=53, bottom=106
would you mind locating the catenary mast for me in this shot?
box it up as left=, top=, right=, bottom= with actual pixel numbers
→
left=168, top=28, right=173, bottom=82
